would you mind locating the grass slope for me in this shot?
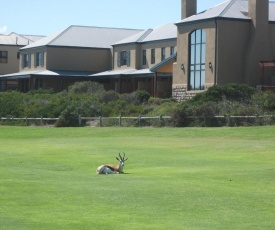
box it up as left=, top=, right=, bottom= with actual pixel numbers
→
left=0, top=126, right=274, bottom=229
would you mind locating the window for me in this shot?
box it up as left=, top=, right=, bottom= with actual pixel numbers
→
left=117, top=51, right=130, bottom=67
left=121, top=51, right=127, bottom=66
left=0, top=51, right=8, bottom=63
left=142, top=50, right=146, bottom=65
left=22, top=54, right=31, bottom=68
left=189, top=29, right=206, bottom=90
left=161, top=47, right=166, bottom=61
left=151, top=49, right=155, bottom=64
left=35, top=52, right=44, bottom=67
left=170, top=46, right=175, bottom=56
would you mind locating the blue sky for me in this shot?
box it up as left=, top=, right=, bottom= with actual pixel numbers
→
left=1, top=0, right=225, bottom=36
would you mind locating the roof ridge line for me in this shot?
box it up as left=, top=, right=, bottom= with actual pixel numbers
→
left=69, top=25, right=143, bottom=31
left=220, top=0, right=238, bottom=17
left=48, top=26, right=71, bottom=46
left=136, top=29, right=153, bottom=43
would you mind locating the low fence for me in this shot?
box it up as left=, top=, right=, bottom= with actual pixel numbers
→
left=0, top=116, right=171, bottom=127
left=1, top=115, right=275, bottom=127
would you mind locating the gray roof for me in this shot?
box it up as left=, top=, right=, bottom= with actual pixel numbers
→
left=0, top=32, right=45, bottom=46
left=177, top=0, right=275, bottom=25
left=0, top=70, right=94, bottom=79
left=114, top=23, right=177, bottom=45
left=21, top=25, right=143, bottom=50
left=90, top=68, right=153, bottom=77
left=150, top=53, right=177, bottom=72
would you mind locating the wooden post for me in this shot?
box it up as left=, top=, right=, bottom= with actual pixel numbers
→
left=99, top=116, right=102, bottom=127
left=153, top=73, right=157, bottom=97
left=119, top=115, right=122, bottom=126
left=78, top=115, right=82, bottom=126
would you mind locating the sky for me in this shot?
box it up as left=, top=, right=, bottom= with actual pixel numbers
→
left=1, top=0, right=225, bottom=36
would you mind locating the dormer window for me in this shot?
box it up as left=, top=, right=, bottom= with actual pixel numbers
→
left=117, top=51, right=130, bottom=67
left=34, top=52, right=44, bottom=67
left=22, top=54, right=31, bottom=68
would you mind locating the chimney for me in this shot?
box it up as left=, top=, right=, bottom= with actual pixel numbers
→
left=249, top=0, right=269, bottom=29
left=181, top=0, right=197, bottom=20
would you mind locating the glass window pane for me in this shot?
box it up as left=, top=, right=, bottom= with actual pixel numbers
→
left=196, top=30, right=201, bottom=44
left=191, top=32, right=196, bottom=44
left=195, top=71, right=200, bottom=89
left=201, top=44, right=206, bottom=63
left=191, top=45, right=195, bottom=64
left=195, top=64, right=200, bottom=71
left=190, top=71, right=195, bottom=90
left=196, top=44, right=201, bottom=63
left=201, top=30, right=206, bottom=43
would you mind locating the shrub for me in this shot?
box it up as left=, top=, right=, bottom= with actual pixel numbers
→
left=68, top=81, right=105, bottom=95
left=135, top=90, right=150, bottom=104
left=188, top=84, right=257, bottom=105
left=55, top=106, right=80, bottom=127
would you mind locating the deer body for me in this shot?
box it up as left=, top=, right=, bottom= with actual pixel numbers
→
left=96, top=153, right=128, bottom=174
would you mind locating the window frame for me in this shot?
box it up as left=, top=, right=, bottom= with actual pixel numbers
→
left=151, top=49, right=155, bottom=64
left=142, top=49, right=147, bottom=66
left=120, top=51, right=127, bottom=66
left=22, top=54, right=31, bottom=68
left=170, top=46, right=175, bottom=56
left=0, top=51, right=8, bottom=63
left=161, top=47, right=166, bottom=61
left=188, top=29, right=206, bottom=91
left=35, top=52, right=44, bottom=67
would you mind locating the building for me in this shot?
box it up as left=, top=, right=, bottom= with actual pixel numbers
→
left=0, top=33, right=44, bottom=91
left=93, top=23, right=177, bottom=98
left=0, top=26, right=143, bottom=92
left=173, top=0, right=275, bottom=101
left=1, top=0, right=275, bottom=100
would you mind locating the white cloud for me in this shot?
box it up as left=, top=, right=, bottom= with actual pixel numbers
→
left=0, top=26, right=8, bottom=34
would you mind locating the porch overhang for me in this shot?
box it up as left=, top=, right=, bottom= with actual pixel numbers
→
left=0, top=70, right=96, bottom=80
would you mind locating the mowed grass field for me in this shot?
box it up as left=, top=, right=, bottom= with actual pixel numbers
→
left=0, top=126, right=274, bottom=229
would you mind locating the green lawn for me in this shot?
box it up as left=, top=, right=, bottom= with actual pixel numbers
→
left=0, top=126, right=274, bottom=229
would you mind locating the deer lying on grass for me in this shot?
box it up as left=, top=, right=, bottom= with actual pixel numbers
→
left=96, top=153, right=128, bottom=174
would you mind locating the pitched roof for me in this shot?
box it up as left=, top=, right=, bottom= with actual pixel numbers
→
left=0, top=32, right=45, bottom=46
left=21, top=25, right=143, bottom=50
left=113, top=23, right=177, bottom=45
left=177, top=0, right=275, bottom=25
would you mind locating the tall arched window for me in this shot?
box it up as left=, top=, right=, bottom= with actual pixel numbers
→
left=189, top=29, right=206, bottom=90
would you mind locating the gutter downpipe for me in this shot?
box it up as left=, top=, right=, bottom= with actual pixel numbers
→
left=214, top=18, right=218, bottom=85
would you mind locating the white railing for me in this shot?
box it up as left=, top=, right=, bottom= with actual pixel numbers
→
left=1, top=115, right=274, bottom=127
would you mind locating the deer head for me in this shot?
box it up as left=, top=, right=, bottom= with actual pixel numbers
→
left=116, top=152, right=128, bottom=167
left=115, top=152, right=128, bottom=173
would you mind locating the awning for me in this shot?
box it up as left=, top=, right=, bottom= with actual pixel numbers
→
left=0, top=70, right=95, bottom=80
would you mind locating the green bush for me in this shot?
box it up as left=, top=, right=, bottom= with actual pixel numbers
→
left=135, top=90, right=150, bottom=104
left=55, top=106, right=80, bottom=127
left=68, top=81, right=104, bottom=95
left=1, top=82, right=275, bottom=127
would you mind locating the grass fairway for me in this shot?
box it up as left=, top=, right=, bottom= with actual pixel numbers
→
left=0, top=126, right=274, bottom=229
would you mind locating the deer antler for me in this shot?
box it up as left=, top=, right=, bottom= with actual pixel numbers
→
left=117, top=152, right=128, bottom=161
left=123, top=152, right=128, bottom=161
